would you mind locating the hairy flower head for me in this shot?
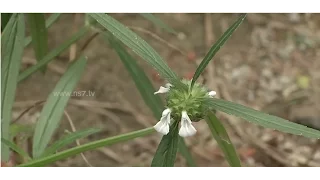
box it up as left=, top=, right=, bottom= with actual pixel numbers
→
left=153, top=79, right=216, bottom=137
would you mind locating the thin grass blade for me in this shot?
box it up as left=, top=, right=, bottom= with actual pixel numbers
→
left=140, top=13, right=177, bottom=34
left=27, top=13, right=49, bottom=72
left=18, top=26, right=89, bottom=82
left=24, top=13, right=61, bottom=47
left=42, top=128, right=100, bottom=157
left=151, top=121, right=180, bottom=167
left=19, top=127, right=155, bottom=167
left=191, top=14, right=247, bottom=88
left=204, top=98, right=320, bottom=139
left=105, top=33, right=196, bottom=166
left=1, top=13, right=13, bottom=31
left=32, top=56, right=87, bottom=159
left=1, top=13, right=25, bottom=161
left=88, top=13, right=187, bottom=91
left=1, top=138, right=31, bottom=161
left=205, top=111, right=241, bottom=166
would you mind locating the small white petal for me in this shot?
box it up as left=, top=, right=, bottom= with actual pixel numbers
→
left=154, top=120, right=170, bottom=135
left=165, top=83, right=173, bottom=88
left=208, top=91, right=217, bottom=97
left=179, top=111, right=197, bottom=137
left=154, top=86, right=170, bottom=94
left=154, top=108, right=171, bottom=135
left=162, top=108, right=171, bottom=117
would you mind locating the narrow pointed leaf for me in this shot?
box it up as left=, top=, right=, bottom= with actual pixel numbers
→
left=106, top=34, right=196, bottom=166
left=1, top=13, right=25, bottom=161
left=204, top=98, right=320, bottom=139
left=27, top=13, right=49, bottom=72
left=19, top=127, right=155, bottom=167
left=140, top=13, right=177, bottom=34
left=42, top=128, right=101, bottom=157
left=19, top=26, right=89, bottom=82
left=24, top=13, right=61, bottom=47
left=1, top=138, right=31, bottom=161
left=191, top=14, right=247, bottom=88
left=205, top=111, right=241, bottom=166
left=151, top=121, right=180, bottom=167
left=32, top=56, right=87, bottom=159
left=88, top=13, right=187, bottom=91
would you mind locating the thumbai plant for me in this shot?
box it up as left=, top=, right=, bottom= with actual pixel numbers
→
left=1, top=13, right=320, bottom=167
left=89, top=13, right=320, bottom=167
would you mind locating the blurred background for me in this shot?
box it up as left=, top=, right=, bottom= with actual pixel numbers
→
left=12, top=13, right=320, bottom=167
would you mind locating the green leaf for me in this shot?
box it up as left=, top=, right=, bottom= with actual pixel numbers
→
left=1, top=13, right=13, bottom=31
left=88, top=13, right=187, bottom=91
left=1, top=13, right=25, bottom=161
left=42, top=128, right=101, bottom=157
left=32, top=56, right=87, bottom=159
left=24, top=13, right=61, bottom=47
left=19, top=127, right=155, bottom=167
left=105, top=33, right=163, bottom=118
left=1, top=138, right=31, bottom=161
left=151, top=121, right=180, bottom=167
left=27, top=13, right=49, bottom=72
left=191, top=14, right=247, bottom=88
left=18, top=26, right=89, bottom=82
left=177, top=137, right=196, bottom=166
left=204, top=98, right=320, bottom=139
left=205, top=111, right=241, bottom=167
left=140, top=13, right=177, bottom=34
left=105, top=33, right=196, bottom=166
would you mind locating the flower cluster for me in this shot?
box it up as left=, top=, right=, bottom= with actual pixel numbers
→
left=153, top=80, right=216, bottom=137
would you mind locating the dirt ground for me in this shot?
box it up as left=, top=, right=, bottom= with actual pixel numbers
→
left=12, top=13, right=320, bottom=167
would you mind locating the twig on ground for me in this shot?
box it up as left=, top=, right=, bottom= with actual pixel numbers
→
left=22, top=57, right=66, bottom=75
left=128, top=26, right=187, bottom=57
left=69, top=14, right=81, bottom=62
left=64, top=110, right=93, bottom=167
left=79, top=32, right=99, bottom=53
left=12, top=100, right=45, bottom=124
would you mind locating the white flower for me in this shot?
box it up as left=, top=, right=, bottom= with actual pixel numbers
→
left=154, top=83, right=173, bottom=94
left=208, top=91, right=216, bottom=97
left=154, top=108, right=171, bottom=135
left=179, top=111, right=197, bottom=137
